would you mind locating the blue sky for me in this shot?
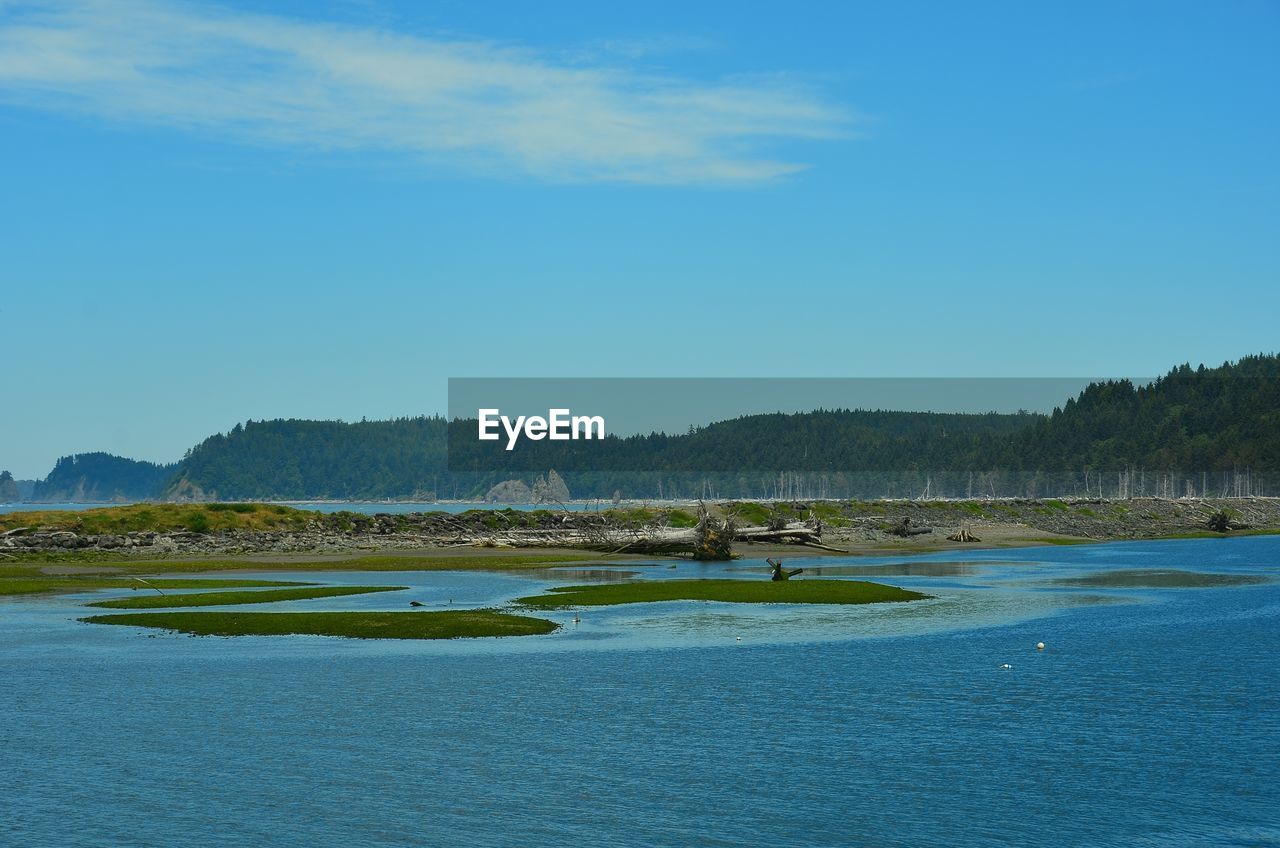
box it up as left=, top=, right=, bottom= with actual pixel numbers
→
left=1, top=0, right=1278, bottom=477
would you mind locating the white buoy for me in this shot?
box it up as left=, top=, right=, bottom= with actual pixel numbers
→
left=1036, top=642, right=1046, bottom=650
left=1000, top=663, right=1012, bottom=669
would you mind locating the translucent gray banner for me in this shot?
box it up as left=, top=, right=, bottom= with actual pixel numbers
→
left=445, top=376, right=1182, bottom=473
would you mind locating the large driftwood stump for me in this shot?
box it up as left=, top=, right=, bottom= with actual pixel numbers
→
left=692, top=507, right=735, bottom=560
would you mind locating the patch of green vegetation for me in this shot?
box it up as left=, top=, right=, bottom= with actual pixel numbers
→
left=0, top=503, right=314, bottom=535
left=959, top=502, right=987, bottom=517
left=772, top=503, right=801, bottom=519
left=1043, top=499, right=1069, bottom=511
left=81, top=609, right=559, bottom=639
left=1052, top=569, right=1269, bottom=589
left=0, top=549, right=141, bottom=563
left=598, top=506, right=700, bottom=529
left=602, top=506, right=661, bottom=525
left=724, top=502, right=771, bottom=525
left=1075, top=506, right=1100, bottom=518
left=808, top=502, right=849, bottom=525
left=86, top=585, right=406, bottom=610
left=666, top=509, right=698, bottom=528
left=206, top=503, right=258, bottom=514
left=516, top=578, right=927, bottom=608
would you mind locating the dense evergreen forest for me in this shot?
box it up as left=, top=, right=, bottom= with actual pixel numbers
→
left=13, top=354, right=1279, bottom=501
left=168, top=417, right=452, bottom=501
left=28, top=453, right=177, bottom=502
left=0, top=471, right=20, bottom=502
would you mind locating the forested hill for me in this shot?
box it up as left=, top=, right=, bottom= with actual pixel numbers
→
left=13, top=354, right=1279, bottom=501
left=167, top=409, right=1040, bottom=500
left=447, top=409, right=1038, bottom=473
left=1009, top=354, right=1280, bottom=471
left=166, top=417, right=450, bottom=501
left=30, top=453, right=177, bottom=502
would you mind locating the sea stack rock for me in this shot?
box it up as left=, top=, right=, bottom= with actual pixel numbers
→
left=531, top=469, right=571, bottom=504
left=485, top=479, right=533, bottom=503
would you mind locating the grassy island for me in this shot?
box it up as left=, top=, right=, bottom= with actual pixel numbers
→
left=516, top=578, right=928, bottom=608
left=81, top=609, right=560, bottom=639
left=86, top=585, right=407, bottom=610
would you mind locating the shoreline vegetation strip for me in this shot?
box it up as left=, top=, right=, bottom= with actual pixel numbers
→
left=85, top=585, right=408, bottom=610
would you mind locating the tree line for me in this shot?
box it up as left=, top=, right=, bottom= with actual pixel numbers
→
left=16, top=354, right=1279, bottom=502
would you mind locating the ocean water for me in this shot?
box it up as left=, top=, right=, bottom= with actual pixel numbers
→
left=2, top=537, right=1278, bottom=847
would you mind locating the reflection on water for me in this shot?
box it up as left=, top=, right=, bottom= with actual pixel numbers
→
left=540, top=568, right=639, bottom=582
left=611, top=591, right=1076, bottom=646
left=729, top=560, right=1039, bottom=578
left=1049, top=568, right=1270, bottom=589
left=810, top=561, right=981, bottom=576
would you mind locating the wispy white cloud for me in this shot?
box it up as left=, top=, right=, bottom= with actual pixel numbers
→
left=0, top=0, right=852, bottom=183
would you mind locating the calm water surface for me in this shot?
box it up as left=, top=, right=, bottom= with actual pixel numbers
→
left=2, top=537, right=1278, bottom=846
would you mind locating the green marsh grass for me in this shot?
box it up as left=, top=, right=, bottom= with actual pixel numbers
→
left=86, top=585, right=406, bottom=610
left=0, top=503, right=310, bottom=535
left=516, top=578, right=927, bottom=608
left=81, top=610, right=559, bottom=639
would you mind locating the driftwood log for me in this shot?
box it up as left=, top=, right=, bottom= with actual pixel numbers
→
left=448, top=518, right=842, bottom=558
left=889, top=517, right=933, bottom=537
